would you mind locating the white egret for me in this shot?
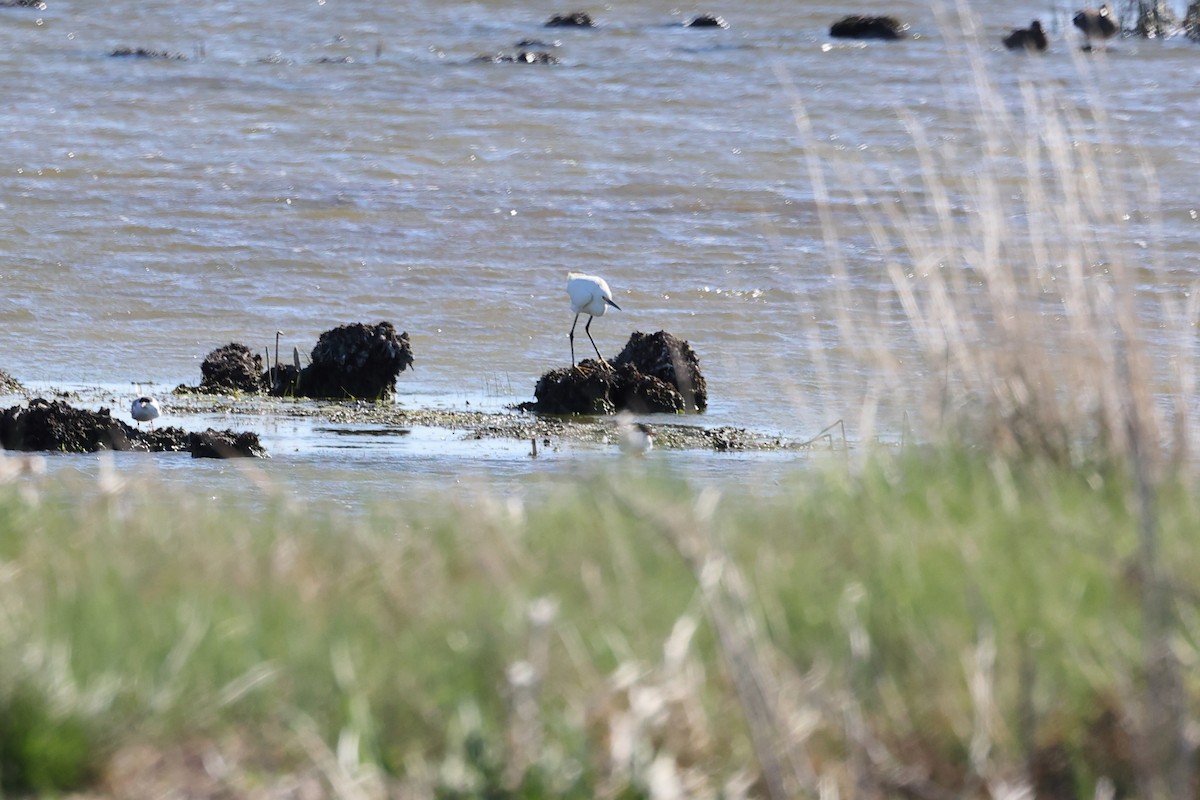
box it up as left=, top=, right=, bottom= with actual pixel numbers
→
left=131, top=396, right=160, bottom=429
left=567, top=271, right=621, bottom=365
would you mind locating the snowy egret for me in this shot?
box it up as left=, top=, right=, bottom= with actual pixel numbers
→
left=1073, top=5, right=1117, bottom=49
left=131, top=396, right=160, bottom=429
left=567, top=271, right=621, bottom=365
left=617, top=419, right=655, bottom=456
left=1003, top=20, right=1047, bottom=51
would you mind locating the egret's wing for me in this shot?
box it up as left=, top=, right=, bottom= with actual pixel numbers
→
left=567, top=275, right=596, bottom=309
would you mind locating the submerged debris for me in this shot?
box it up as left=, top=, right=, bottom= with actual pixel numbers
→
left=829, top=15, right=909, bottom=39
left=684, top=14, right=729, bottom=28
left=189, top=429, right=269, bottom=459
left=0, top=398, right=266, bottom=457
left=109, top=46, right=188, bottom=60
left=475, top=50, right=560, bottom=64
left=524, top=330, right=707, bottom=415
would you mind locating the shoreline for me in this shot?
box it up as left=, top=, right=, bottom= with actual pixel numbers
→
left=3, top=382, right=824, bottom=456
left=162, top=391, right=801, bottom=452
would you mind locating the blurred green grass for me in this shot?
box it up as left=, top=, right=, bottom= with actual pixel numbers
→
left=0, top=449, right=1191, bottom=797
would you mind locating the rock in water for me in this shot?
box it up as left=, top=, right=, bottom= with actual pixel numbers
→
left=189, top=429, right=269, bottom=459
left=829, top=15, right=908, bottom=39
left=530, top=362, right=621, bottom=415
left=613, top=330, right=707, bottom=411
left=200, top=343, right=264, bottom=394
left=525, top=330, right=707, bottom=415
left=684, top=14, right=728, bottom=28
left=0, top=399, right=195, bottom=454
left=298, top=321, right=413, bottom=400
left=545, top=11, right=595, bottom=27
left=0, top=399, right=128, bottom=452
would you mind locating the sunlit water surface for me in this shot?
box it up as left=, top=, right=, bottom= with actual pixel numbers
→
left=2, top=0, right=1198, bottom=503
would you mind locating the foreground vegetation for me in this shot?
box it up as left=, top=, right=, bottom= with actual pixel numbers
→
left=3, top=5, right=1196, bottom=798
left=0, top=448, right=1196, bottom=798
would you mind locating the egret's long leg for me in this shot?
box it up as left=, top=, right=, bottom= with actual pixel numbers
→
left=585, top=316, right=604, bottom=362
left=569, top=313, right=581, bottom=365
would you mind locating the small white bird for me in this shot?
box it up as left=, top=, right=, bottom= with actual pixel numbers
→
left=567, top=271, right=621, bottom=365
left=617, top=418, right=655, bottom=456
left=131, top=396, right=160, bottom=429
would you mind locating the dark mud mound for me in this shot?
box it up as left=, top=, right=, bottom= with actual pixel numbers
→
left=685, top=14, right=728, bottom=28
left=529, top=361, right=623, bottom=415
left=0, top=368, right=23, bottom=395
left=200, top=343, right=264, bottom=394
left=523, top=330, right=706, bottom=415
left=1, top=399, right=133, bottom=452
left=182, top=322, right=413, bottom=401
left=546, top=11, right=596, bottom=27
left=613, top=330, right=707, bottom=412
left=0, top=399, right=266, bottom=457
left=0, top=399, right=186, bottom=453
left=830, top=15, right=908, bottom=39
left=292, top=321, right=413, bottom=400
left=190, top=429, right=268, bottom=459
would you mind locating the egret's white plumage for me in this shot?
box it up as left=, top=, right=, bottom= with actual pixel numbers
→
left=131, top=396, right=160, bottom=429
left=567, top=271, right=621, bottom=365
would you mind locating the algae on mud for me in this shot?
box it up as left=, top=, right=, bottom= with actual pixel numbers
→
left=164, top=391, right=788, bottom=452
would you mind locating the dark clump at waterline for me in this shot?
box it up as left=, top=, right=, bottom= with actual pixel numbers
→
left=281, top=321, right=413, bottom=401
left=545, top=11, right=596, bottom=27
left=522, top=330, right=707, bottom=415
left=195, top=343, right=264, bottom=394
left=829, top=14, right=909, bottom=39
left=0, top=398, right=267, bottom=457
left=188, top=429, right=269, bottom=459
left=177, top=321, right=414, bottom=401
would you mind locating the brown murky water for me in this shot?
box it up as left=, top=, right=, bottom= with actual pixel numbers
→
left=2, top=0, right=1198, bottom=498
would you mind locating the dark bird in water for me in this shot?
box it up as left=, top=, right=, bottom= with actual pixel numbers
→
left=1003, top=20, right=1048, bottom=51
left=1073, top=4, right=1118, bottom=49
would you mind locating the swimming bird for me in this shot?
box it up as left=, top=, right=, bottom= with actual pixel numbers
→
left=567, top=271, right=621, bottom=365
left=131, top=396, right=160, bottom=429
left=617, top=419, right=655, bottom=456
left=1073, top=4, right=1118, bottom=49
left=1003, top=20, right=1048, bottom=51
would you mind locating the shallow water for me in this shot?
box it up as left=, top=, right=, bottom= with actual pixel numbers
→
left=2, top=0, right=1198, bottom=500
